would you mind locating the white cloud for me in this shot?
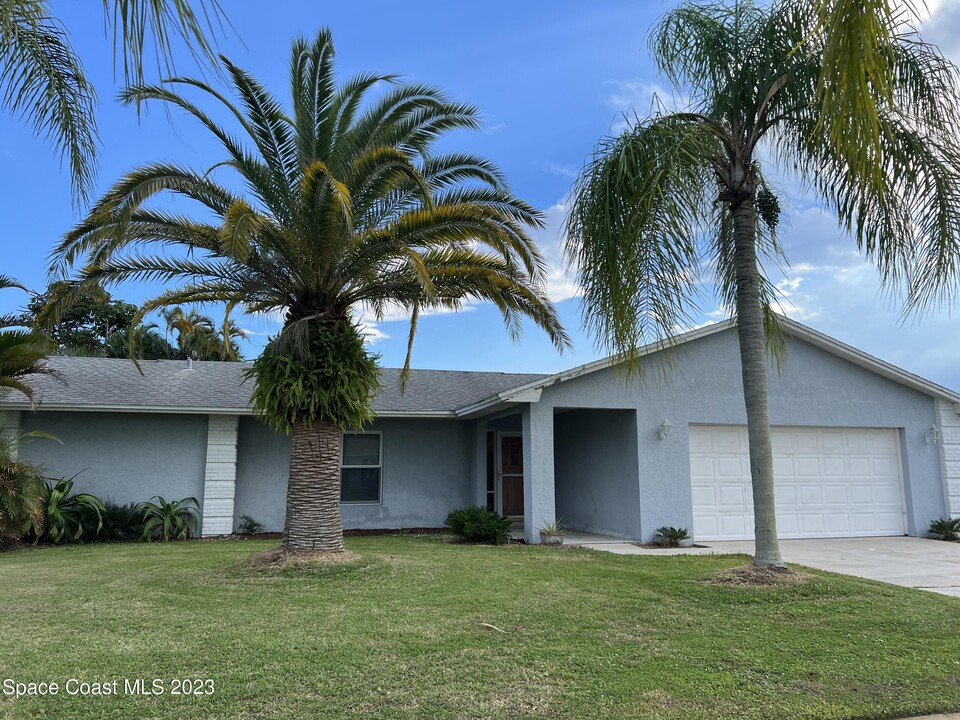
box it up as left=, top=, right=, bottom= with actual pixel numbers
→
left=604, top=80, right=692, bottom=133
left=528, top=199, right=582, bottom=303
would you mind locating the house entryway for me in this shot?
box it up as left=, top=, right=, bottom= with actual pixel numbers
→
left=486, top=430, right=524, bottom=520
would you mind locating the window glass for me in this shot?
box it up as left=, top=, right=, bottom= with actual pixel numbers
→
left=342, top=433, right=380, bottom=466
left=341, top=433, right=381, bottom=503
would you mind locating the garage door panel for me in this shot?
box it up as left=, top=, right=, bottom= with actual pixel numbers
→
left=714, top=429, right=744, bottom=450
left=690, top=425, right=903, bottom=541
left=823, top=457, right=845, bottom=476
left=690, top=457, right=715, bottom=478
left=719, top=486, right=746, bottom=507
left=801, top=514, right=826, bottom=535
left=776, top=514, right=799, bottom=535
left=720, top=515, right=747, bottom=537
left=796, top=457, right=821, bottom=477
left=824, top=485, right=848, bottom=505
left=774, top=456, right=795, bottom=477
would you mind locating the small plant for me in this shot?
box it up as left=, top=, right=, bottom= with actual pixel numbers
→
left=445, top=506, right=512, bottom=545
left=37, top=477, right=105, bottom=544
left=928, top=517, right=960, bottom=541
left=539, top=520, right=565, bottom=535
left=539, top=519, right=566, bottom=547
left=238, top=514, right=263, bottom=534
left=654, top=526, right=690, bottom=548
left=137, top=496, right=200, bottom=542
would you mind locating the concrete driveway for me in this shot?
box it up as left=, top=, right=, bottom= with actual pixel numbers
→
left=704, top=537, right=960, bottom=596
left=575, top=536, right=960, bottom=596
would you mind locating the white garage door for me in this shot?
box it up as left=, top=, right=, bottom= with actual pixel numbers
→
left=690, top=425, right=905, bottom=540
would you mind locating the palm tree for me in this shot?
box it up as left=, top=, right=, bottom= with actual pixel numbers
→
left=0, top=0, right=226, bottom=202
left=565, top=0, right=960, bottom=568
left=0, top=276, right=56, bottom=402
left=51, top=30, right=569, bottom=553
left=162, top=306, right=214, bottom=357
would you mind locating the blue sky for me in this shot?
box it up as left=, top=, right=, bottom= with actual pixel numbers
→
left=2, top=0, right=959, bottom=387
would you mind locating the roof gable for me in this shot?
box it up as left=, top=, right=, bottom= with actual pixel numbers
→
left=455, top=318, right=960, bottom=416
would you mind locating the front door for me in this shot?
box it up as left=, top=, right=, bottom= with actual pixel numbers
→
left=499, top=433, right=524, bottom=518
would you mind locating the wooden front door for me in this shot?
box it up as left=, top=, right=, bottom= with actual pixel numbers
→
left=499, top=434, right=524, bottom=517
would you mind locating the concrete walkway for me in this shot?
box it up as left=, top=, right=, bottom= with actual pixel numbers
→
left=573, top=536, right=960, bottom=597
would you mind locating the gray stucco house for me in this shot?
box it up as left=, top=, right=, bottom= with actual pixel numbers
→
left=2, top=318, right=959, bottom=544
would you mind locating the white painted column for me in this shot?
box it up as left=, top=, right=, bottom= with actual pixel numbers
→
left=936, top=400, right=960, bottom=519
left=1, top=409, right=21, bottom=459
left=522, top=402, right=556, bottom=544
left=201, top=414, right=239, bottom=536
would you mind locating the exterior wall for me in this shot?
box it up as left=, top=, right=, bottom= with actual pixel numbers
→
left=1, top=409, right=20, bottom=458
left=937, top=399, right=960, bottom=518
left=534, top=329, right=946, bottom=541
left=554, top=409, right=640, bottom=539
left=17, top=411, right=208, bottom=506
left=234, top=416, right=474, bottom=532
left=200, top=415, right=239, bottom=536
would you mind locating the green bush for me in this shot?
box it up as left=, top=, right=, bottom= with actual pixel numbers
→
left=137, top=496, right=200, bottom=541
left=654, top=526, right=690, bottom=547
left=0, top=428, right=56, bottom=549
left=238, top=514, right=263, bottom=534
left=37, top=477, right=105, bottom=544
left=87, top=501, right=145, bottom=542
left=445, top=506, right=512, bottom=545
left=928, top=517, right=960, bottom=541
left=0, top=454, right=45, bottom=549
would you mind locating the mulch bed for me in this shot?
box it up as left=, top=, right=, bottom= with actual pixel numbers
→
left=249, top=546, right=360, bottom=570
left=704, top=564, right=811, bottom=588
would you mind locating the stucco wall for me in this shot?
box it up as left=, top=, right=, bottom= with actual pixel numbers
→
left=554, top=409, right=640, bottom=538
left=535, top=329, right=945, bottom=541
left=234, top=416, right=474, bottom=532
left=18, top=411, right=208, bottom=506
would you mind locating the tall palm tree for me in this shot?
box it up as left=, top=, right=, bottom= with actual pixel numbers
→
left=0, top=0, right=226, bottom=202
left=51, top=30, right=569, bottom=553
left=162, top=306, right=214, bottom=357
left=566, top=0, right=960, bottom=568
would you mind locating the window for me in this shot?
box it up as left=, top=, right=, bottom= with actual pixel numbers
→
left=341, top=432, right=382, bottom=504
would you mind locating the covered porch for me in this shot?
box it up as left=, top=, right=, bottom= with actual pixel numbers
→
left=470, top=403, right=643, bottom=544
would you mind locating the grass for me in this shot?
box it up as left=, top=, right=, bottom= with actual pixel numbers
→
left=1, top=536, right=959, bottom=719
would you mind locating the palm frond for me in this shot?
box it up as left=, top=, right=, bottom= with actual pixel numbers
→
left=0, top=0, right=97, bottom=202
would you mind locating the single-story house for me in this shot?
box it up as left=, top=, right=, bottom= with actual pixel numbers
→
left=2, top=318, right=958, bottom=544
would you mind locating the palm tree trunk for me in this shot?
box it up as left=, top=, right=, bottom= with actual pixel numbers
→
left=282, top=418, right=345, bottom=552
left=732, top=192, right=785, bottom=569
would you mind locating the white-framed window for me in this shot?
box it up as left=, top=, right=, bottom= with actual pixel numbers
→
left=340, top=432, right=382, bottom=504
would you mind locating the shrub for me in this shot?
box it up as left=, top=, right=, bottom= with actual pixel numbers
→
left=0, top=453, right=45, bottom=549
left=137, top=496, right=200, bottom=541
left=0, top=429, right=56, bottom=548
left=928, top=517, right=960, bottom=541
left=445, top=506, right=512, bottom=545
left=37, top=477, right=105, bottom=544
left=237, top=514, right=263, bottom=534
left=87, top=501, right=145, bottom=542
left=654, top=526, right=690, bottom=547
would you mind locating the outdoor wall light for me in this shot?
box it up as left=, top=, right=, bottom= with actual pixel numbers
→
left=925, top=425, right=942, bottom=445
left=658, top=418, right=673, bottom=441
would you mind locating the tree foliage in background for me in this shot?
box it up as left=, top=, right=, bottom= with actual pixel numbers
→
left=566, top=0, right=960, bottom=567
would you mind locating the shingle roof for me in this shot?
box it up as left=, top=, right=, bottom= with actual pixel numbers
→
left=0, top=356, right=546, bottom=415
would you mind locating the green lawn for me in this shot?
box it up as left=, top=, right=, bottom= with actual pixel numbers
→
left=1, top=537, right=959, bottom=719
